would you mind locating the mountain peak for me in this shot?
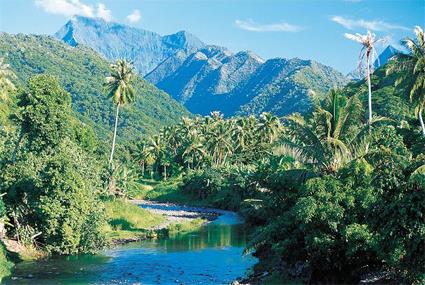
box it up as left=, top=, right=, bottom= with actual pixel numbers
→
left=55, top=17, right=206, bottom=75
left=162, top=30, right=204, bottom=52
left=374, top=44, right=400, bottom=69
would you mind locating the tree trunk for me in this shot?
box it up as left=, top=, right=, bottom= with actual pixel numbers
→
left=164, top=165, right=167, bottom=181
left=366, top=56, right=373, bottom=125
left=141, top=161, right=145, bottom=177
left=419, top=109, right=425, bottom=137
left=109, top=102, right=121, bottom=166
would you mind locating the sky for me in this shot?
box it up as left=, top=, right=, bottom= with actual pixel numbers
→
left=0, top=0, right=424, bottom=73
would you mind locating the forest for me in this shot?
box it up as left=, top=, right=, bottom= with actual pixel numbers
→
left=0, top=25, right=424, bottom=284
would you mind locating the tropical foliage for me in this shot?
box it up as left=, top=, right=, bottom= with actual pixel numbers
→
left=0, top=25, right=423, bottom=285
left=128, top=33, right=424, bottom=282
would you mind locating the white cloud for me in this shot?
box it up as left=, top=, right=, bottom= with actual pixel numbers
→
left=235, top=19, right=302, bottom=32
left=331, top=16, right=408, bottom=31
left=34, top=0, right=94, bottom=17
left=35, top=0, right=113, bottom=21
left=126, top=9, right=141, bottom=24
left=97, top=3, right=112, bottom=21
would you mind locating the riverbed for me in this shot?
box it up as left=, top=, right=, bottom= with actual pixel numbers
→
left=3, top=202, right=257, bottom=285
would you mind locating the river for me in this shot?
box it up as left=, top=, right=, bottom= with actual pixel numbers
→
left=3, top=203, right=257, bottom=285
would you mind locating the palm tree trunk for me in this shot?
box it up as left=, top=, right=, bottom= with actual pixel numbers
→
left=164, top=165, right=167, bottom=181
left=419, top=109, right=425, bottom=137
left=366, top=56, right=373, bottom=125
left=109, top=102, right=120, bottom=166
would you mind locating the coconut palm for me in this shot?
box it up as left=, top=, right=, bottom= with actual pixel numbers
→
left=0, top=57, right=16, bottom=101
left=204, top=114, right=233, bottom=165
left=387, top=26, right=425, bottom=137
left=182, top=139, right=207, bottom=170
left=105, top=59, right=136, bottom=166
left=345, top=31, right=384, bottom=125
left=283, top=90, right=380, bottom=173
left=257, top=112, right=281, bottom=143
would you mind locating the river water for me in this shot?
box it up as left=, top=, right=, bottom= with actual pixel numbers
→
left=4, top=205, right=257, bottom=285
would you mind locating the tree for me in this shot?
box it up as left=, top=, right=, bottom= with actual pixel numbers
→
left=105, top=59, right=136, bottom=166
left=345, top=31, right=383, bottom=125
left=257, top=112, right=281, bottom=144
left=387, top=26, right=425, bottom=137
left=16, top=75, right=72, bottom=152
left=283, top=90, right=374, bottom=173
left=1, top=75, right=106, bottom=254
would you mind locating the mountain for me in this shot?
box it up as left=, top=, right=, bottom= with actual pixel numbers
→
left=0, top=33, right=189, bottom=141
left=55, top=17, right=348, bottom=117
left=374, top=45, right=400, bottom=69
left=146, top=46, right=348, bottom=116
left=55, top=16, right=205, bottom=75
left=348, top=45, right=400, bottom=80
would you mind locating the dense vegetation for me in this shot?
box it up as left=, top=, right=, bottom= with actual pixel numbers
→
left=0, top=57, right=176, bottom=280
left=0, top=24, right=423, bottom=284
left=118, top=30, right=424, bottom=283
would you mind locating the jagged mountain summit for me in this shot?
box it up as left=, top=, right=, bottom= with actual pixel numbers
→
left=55, top=16, right=205, bottom=75
left=56, top=17, right=348, bottom=117
left=146, top=45, right=348, bottom=116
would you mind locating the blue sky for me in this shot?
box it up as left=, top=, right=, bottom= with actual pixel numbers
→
left=0, top=0, right=424, bottom=73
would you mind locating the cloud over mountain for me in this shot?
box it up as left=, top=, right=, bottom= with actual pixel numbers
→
left=34, top=0, right=113, bottom=21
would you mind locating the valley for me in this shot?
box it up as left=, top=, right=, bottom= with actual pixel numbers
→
left=0, top=2, right=423, bottom=285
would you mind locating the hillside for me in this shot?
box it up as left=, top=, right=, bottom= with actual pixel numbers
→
left=55, top=16, right=205, bottom=75
left=147, top=46, right=349, bottom=116
left=0, top=33, right=190, bottom=141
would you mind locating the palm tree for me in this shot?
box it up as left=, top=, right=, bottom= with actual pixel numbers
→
left=182, top=140, right=207, bottom=169
left=345, top=31, right=383, bottom=125
left=257, top=112, right=281, bottom=143
left=0, top=57, right=16, bottom=102
left=283, top=90, right=378, bottom=173
left=105, top=59, right=136, bottom=166
left=387, top=26, right=425, bottom=137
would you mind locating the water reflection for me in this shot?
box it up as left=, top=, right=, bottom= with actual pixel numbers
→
left=4, top=211, right=257, bottom=285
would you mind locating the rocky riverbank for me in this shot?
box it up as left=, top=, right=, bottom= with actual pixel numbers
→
left=131, top=200, right=227, bottom=229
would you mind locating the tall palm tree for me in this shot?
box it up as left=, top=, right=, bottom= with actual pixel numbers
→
left=105, top=59, right=136, bottom=166
left=387, top=26, right=425, bottom=137
left=0, top=57, right=16, bottom=102
left=345, top=31, right=383, bottom=125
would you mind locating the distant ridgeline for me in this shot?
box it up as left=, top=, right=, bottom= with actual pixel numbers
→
left=55, top=16, right=349, bottom=117
left=0, top=33, right=190, bottom=142
left=347, top=45, right=401, bottom=80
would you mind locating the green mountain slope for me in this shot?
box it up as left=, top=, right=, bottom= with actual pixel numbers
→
left=0, top=33, right=189, bottom=141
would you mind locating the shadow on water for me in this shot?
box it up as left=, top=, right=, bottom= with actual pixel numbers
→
left=4, top=209, right=257, bottom=285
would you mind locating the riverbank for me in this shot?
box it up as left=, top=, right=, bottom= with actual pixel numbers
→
left=105, top=199, right=229, bottom=244
left=4, top=200, right=256, bottom=285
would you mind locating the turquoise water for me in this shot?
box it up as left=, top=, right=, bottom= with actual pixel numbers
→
left=4, top=208, right=257, bottom=285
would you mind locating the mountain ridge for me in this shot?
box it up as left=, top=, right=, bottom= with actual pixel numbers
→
left=55, top=16, right=205, bottom=75
left=55, top=17, right=349, bottom=117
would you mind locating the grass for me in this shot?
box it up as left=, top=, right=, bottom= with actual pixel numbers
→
left=140, top=177, right=212, bottom=207
left=167, top=218, right=205, bottom=235
left=103, top=199, right=165, bottom=242
left=0, top=241, right=13, bottom=281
